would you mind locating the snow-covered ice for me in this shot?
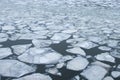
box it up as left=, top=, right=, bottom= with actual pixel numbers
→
left=81, top=65, right=108, bottom=80
left=66, top=56, right=89, bottom=71
left=0, top=60, right=36, bottom=77
left=0, top=48, right=13, bottom=59
left=12, top=73, right=52, bottom=80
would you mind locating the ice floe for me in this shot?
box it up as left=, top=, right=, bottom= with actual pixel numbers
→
left=66, top=47, right=86, bottom=56
left=95, top=52, right=115, bottom=63
left=51, top=33, right=71, bottom=41
left=45, top=67, right=61, bottom=76
left=72, top=41, right=98, bottom=49
left=98, top=46, right=111, bottom=51
left=11, top=44, right=32, bottom=55
left=18, top=47, right=62, bottom=64
left=111, top=71, right=120, bottom=78
left=71, top=75, right=80, bottom=80
left=32, top=39, right=52, bottom=48
left=2, top=25, right=16, bottom=31
left=0, top=60, right=36, bottom=77
left=12, top=73, right=52, bottom=80
left=0, top=48, right=13, bottom=59
left=110, top=50, right=120, bottom=58
left=0, top=33, right=8, bottom=42
left=103, top=76, right=114, bottom=80
left=81, top=65, right=107, bottom=80
left=56, top=62, right=65, bottom=69
left=66, top=56, right=89, bottom=71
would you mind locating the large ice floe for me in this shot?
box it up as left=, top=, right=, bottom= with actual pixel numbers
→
left=0, top=48, right=13, bottom=59
left=11, top=44, right=32, bottom=55
left=66, top=56, right=89, bottom=71
left=0, top=60, right=36, bottom=77
left=18, top=47, right=62, bottom=64
left=81, top=65, right=108, bottom=80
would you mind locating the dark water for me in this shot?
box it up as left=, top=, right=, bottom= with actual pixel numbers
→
left=0, top=39, right=120, bottom=80
left=0, top=39, right=32, bottom=47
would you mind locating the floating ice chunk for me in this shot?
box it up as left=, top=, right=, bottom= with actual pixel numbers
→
left=66, top=56, right=89, bottom=71
left=19, top=33, right=47, bottom=40
left=86, top=55, right=92, bottom=58
left=18, top=47, right=62, bottom=64
left=47, top=30, right=60, bottom=37
left=111, top=71, right=120, bottom=78
left=117, top=64, right=120, bottom=69
left=56, top=62, right=65, bottom=69
left=98, top=46, right=111, bottom=51
left=12, top=73, right=52, bottom=80
left=103, top=76, right=114, bottom=80
left=51, top=33, right=71, bottom=41
left=0, top=45, right=2, bottom=47
left=107, top=40, right=118, bottom=48
left=32, top=39, right=52, bottom=48
left=73, top=41, right=98, bottom=49
left=35, top=52, right=62, bottom=64
left=66, top=39, right=77, bottom=44
left=71, top=75, right=80, bottom=80
left=66, top=38, right=87, bottom=47
left=0, top=21, right=4, bottom=26
left=0, top=33, right=8, bottom=42
left=91, top=61, right=111, bottom=69
left=30, top=26, right=46, bottom=31
left=25, top=47, right=51, bottom=56
left=45, top=64, right=55, bottom=68
left=2, top=25, right=15, bottom=31
left=12, top=0, right=28, bottom=5
left=110, top=50, right=120, bottom=58
left=81, top=65, right=107, bottom=80
left=0, top=60, right=36, bottom=77
left=62, top=29, right=77, bottom=34
left=59, top=55, right=73, bottom=63
left=34, top=30, right=49, bottom=36
left=52, top=40, right=61, bottom=44
left=109, top=33, right=120, bottom=40
left=9, top=33, right=21, bottom=41
left=45, top=67, right=61, bottom=76
left=16, top=24, right=27, bottom=29
left=66, top=47, right=86, bottom=56
left=11, top=44, right=32, bottom=55
left=67, top=38, right=86, bottom=44
left=95, top=52, right=115, bottom=63
left=0, top=48, right=13, bottom=59
left=47, top=25, right=65, bottom=30
left=87, top=36, right=104, bottom=43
